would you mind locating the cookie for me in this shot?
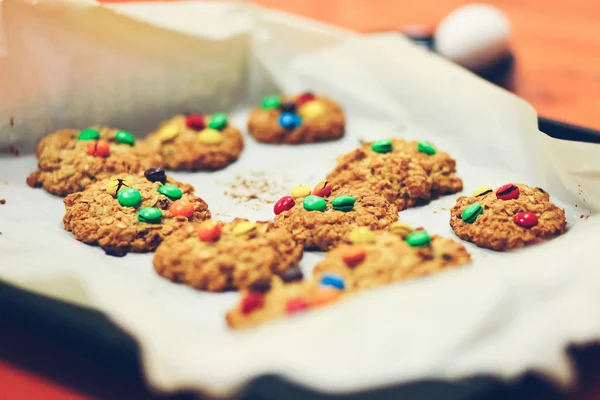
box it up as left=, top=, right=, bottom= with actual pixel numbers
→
left=449, top=183, right=567, bottom=251
left=63, top=170, right=210, bottom=256
left=273, top=182, right=398, bottom=251
left=153, top=218, right=304, bottom=292
left=326, top=138, right=463, bottom=210
left=27, top=127, right=163, bottom=196
left=247, top=92, right=345, bottom=144
left=146, top=113, right=244, bottom=171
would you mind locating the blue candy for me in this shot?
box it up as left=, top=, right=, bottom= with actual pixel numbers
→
left=279, top=112, right=302, bottom=130
left=320, top=273, right=345, bottom=290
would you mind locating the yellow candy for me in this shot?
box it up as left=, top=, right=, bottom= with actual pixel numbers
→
left=106, top=178, right=131, bottom=196
left=298, top=100, right=327, bottom=120
left=233, top=221, right=257, bottom=236
left=158, top=124, right=180, bottom=142
left=198, top=128, right=223, bottom=145
left=290, top=185, right=311, bottom=199
left=347, top=226, right=376, bottom=244
left=388, top=222, right=414, bottom=239
left=472, top=186, right=493, bottom=197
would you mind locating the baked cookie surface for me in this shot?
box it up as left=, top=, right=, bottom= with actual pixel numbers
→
left=449, top=183, right=567, bottom=251
left=273, top=182, right=398, bottom=251
left=147, top=113, right=244, bottom=171
left=27, top=127, right=163, bottom=196
left=63, top=169, right=210, bottom=256
left=326, top=138, right=463, bottom=210
left=153, top=218, right=304, bottom=292
left=247, top=92, right=345, bottom=144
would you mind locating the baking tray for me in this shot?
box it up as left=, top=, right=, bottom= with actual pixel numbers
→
left=1, top=117, right=597, bottom=400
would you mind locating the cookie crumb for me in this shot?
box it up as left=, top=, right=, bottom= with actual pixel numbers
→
left=9, top=117, right=14, bottom=128
left=221, top=172, right=288, bottom=205
left=0, top=145, right=19, bottom=156
left=0, top=199, right=5, bottom=204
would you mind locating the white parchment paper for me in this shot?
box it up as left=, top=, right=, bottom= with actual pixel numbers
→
left=2, top=0, right=600, bottom=398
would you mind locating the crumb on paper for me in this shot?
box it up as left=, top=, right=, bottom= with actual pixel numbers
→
left=220, top=171, right=289, bottom=206
left=0, top=145, right=19, bottom=156
left=433, top=210, right=437, bottom=214
left=0, top=199, right=5, bottom=205
left=441, top=207, right=447, bottom=211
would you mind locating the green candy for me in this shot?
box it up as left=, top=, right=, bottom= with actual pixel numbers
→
left=371, top=139, right=392, bottom=154
left=117, top=188, right=142, bottom=208
left=406, top=230, right=431, bottom=247
left=77, top=128, right=100, bottom=141
left=208, top=112, right=228, bottom=130
left=461, top=203, right=483, bottom=224
left=115, top=130, right=135, bottom=146
left=138, top=207, right=162, bottom=224
left=261, top=95, right=281, bottom=110
left=331, top=195, right=355, bottom=212
left=417, top=141, right=436, bottom=155
left=303, top=195, right=327, bottom=212
left=158, top=184, right=182, bottom=200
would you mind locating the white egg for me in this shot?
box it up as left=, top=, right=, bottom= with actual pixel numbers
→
left=435, top=4, right=511, bottom=70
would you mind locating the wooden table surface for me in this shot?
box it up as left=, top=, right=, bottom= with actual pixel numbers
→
left=3, top=1, right=600, bottom=399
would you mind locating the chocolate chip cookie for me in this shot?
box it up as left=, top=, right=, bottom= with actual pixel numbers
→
left=247, top=92, right=345, bottom=144
left=153, top=218, right=304, bottom=292
left=450, top=183, right=567, bottom=251
left=63, top=169, right=210, bottom=256
left=146, top=113, right=244, bottom=171
left=27, top=127, right=163, bottom=196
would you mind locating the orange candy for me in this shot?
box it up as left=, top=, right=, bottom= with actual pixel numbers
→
left=340, top=245, right=366, bottom=268
left=312, top=180, right=332, bottom=197
left=197, top=220, right=222, bottom=242
left=87, top=139, right=110, bottom=157
left=170, top=199, right=194, bottom=218
left=311, top=289, right=342, bottom=308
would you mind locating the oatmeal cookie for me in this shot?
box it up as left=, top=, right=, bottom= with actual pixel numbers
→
left=247, top=92, right=345, bottom=144
left=273, top=181, right=398, bottom=251
left=450, top=183, right=567, bottom=251
left=146, top=112, right=244, bottom=171
left=153, top=219, right=304, bottom=292
left=27, top=127, right=163, bottom=196
left=63, top=169, right=210, bottom=256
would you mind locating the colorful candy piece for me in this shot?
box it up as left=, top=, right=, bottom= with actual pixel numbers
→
left=279, top=112, right=302, bottom=130
left=290, top=185, right=312, bottom=199
left=106, top=178, right=131, bottom=196
left=388, top=221, right=414, bottom=239
left=473, top=186, right=493, bottom=197
left=261, top=94, right=281, bottom=110
left=297, top=100, right=327, bottom=119
left=371, top=139, right=393, bottom=154
left=312, top=180, right=333, bottom=197
left=417, top=141, right=436, bottom=155
left=320, top=273, right=345, bottom=290
left=348, top=226, right=376, bottom=244
left=280, top=101, right=296, bottom=113
left=144, top=167, right=167, bottom=184
left=279, top=267, right=304, bottom=283
left=496, top=183, right=519, bottom=200
left=274, top=196, right=295, bottom=215
left=233, top=221, right=257, bottom=236
left=158, top=124, right=180, bottom=142
left=158, top=184, right=182, bottom=200
left=197, top=128, right=223, bottom=145
left=340, top=245, right=366, bottom=268
left=513, top=212, right=538, bottom=228
left=406, top=230, right=431, bottom=247
left=303, top=195, right=327, bottom=212
left=208, top=112, right=228, bottom=130
left=186, top=113, right=205, bottom=130
left=87, top=140, right=110, bottom=157
left=331, top=195, right=355, bottom=212
left=310, top=289, right=342, bottom=308
left=77, top=128, right=100, bottom=141
left=197, top=220, right=222, bottom=242
left=296, top=92, right=316, bottom=105
left=241, top=292, right=265, bottom=315
left=286, top=298, right=310, bottom=314
left=117, top=187, right=142, bottom=208
left=248, top=278, right=272, bottom=293
left=169, top=199, right=194, bottom=218
left=114, top=130, right=135, bottom=146
left=137, top=207, right=162, bottom=224
left=461, top=203, right=483, bottom=223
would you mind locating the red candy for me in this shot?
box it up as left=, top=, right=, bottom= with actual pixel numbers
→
left=241, top=292, right=265, bottom=315
left=286, top=298, right=310, bottom=314
left=513, top=212, right=538, bottom=228
left=296, top=92, right=316, bottom=106
left=87, top=140, right=110, bottom=157
left=186, top=113, right=205, bottom=130
left=274, top=196, right=295, bottom=215
left=496, top=183, right=520, bottom=200
left=170, top=199, right=194, bottom=218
